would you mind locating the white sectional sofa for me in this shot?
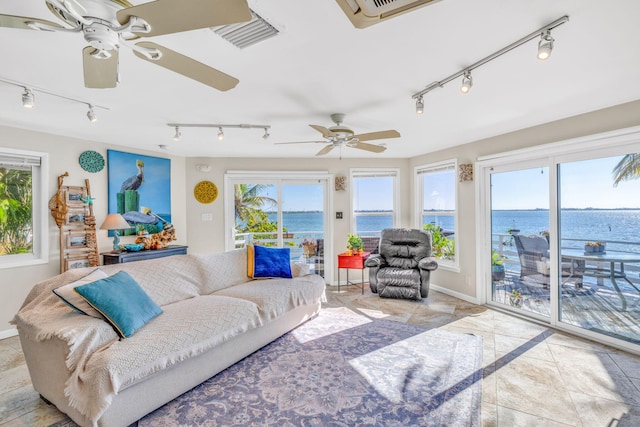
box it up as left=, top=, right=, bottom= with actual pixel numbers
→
left=13, top=249, right=326, bottom=427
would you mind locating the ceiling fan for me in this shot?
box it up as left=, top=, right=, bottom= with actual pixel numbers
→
left=0, top=0, right=252, bottom=90
left=276, top=113, right=400, bottom=156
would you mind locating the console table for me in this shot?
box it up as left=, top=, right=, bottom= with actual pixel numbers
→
left=102, top=245, right=188, bottom=265
left=337, top=251, right=370, bottom=294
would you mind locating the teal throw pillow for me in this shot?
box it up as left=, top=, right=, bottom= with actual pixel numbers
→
left=74, top=270, right=163, bottom=338
left=253, top=245, right=293, bottom=279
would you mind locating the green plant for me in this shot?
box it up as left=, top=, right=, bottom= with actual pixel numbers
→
left=346, top=233, right=363, bottom=251
left=422, top=224, right=455, bottom=260
left=491, top=249, right=506, bottom=266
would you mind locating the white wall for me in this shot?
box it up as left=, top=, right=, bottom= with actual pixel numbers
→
left=0, top=126, right=187, bottom=336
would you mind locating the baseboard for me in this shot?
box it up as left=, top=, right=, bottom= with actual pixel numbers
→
left=430, top=283, right=480, bottom=305
left=0, top=328, right=18, bottom=340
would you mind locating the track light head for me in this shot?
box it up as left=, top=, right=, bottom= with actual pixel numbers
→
left=416, top=96, right=424, bottom=115
left=537, top=30, right=554, bottom=60
left=217, top=127, right=224, bottom=141
left=173, top=126, right=181, bottom=141
left=460, top=71, right=473, bottom=94
left=22, top=88, right=35, bottom=108
left=263, top=128, right=270, bottom=140
left=87, top=105, right=97, bottom=122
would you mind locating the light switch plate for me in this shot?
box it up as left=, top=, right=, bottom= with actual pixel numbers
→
left=201, top=213, right=213, bottom=221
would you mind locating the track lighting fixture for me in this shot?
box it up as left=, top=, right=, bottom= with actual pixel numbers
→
left=166, top=123, right=272, bottom=141
left=22, top=87, right=35, bottom=108
left=415, top=96, right=424, bottom=115
left=460, top=71, right=472, bottom=94
left=537, top=30, right=554, bottom=60
left=411, top=15, right=568, bottom=109
left=87, top=105, right=97, bottom=123
left=2, top=77, right=108, bottom=119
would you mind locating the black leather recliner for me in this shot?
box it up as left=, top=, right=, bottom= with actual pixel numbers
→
left=364, top=228, right=438, bottom=300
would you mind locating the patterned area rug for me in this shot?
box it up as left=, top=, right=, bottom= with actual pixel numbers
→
left=51, top=310, right=483, bottom=426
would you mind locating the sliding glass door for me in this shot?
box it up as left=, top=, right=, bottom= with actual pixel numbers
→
left=225, top=173, right=331, bottom=279
left=488, top=164, right=551, bottom=319
left=480, top=133, right=640, bottom=351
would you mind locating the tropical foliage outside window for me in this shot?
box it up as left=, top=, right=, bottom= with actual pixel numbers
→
left=0, top=166, right=33, bottom=256
left=234, top=183, right=278, bottom=235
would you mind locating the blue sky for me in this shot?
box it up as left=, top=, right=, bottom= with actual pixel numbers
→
left=250, top=154, right=640, bottom=212
left=492, top=155, right=640, bottom=210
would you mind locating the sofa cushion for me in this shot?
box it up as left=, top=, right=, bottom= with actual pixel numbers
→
left=192, top=250, right=251, bottom=295
left=100, top=255, right=202, bottom=306
left=52, top=268, right=108, bottom=318
left=213, top=274, right=325, bottom=322
left=248, top=245, right=293, bottom=279
left=75, top=271, right=163, bottom=338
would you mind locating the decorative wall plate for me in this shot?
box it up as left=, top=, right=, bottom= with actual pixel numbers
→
left=79, top=150, right=105, bottom=173
left=194, top=180, right=218, bottom=204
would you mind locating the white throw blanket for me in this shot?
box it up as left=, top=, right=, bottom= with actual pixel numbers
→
left=12, top=266, right=263, bottom=426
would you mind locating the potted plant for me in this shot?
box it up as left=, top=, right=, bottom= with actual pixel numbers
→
left=491, top=249, right=506, bottom=281
left=509, top=289, right=523, bottom=308
left=346, top=233, right=364, bottom=254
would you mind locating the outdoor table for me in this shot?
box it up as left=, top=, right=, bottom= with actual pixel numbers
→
left=561, top=249, right=640, bottom=310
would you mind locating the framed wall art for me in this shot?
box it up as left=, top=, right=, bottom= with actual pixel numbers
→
left=65, top=209, right=87, bottom=227
left=65, top=255, right=91, bottom=270
left=65, top=186, right=87, bottom=207
left=66, top=230, right=88, bottom=249
left=107, top=150, right=171, bottom=235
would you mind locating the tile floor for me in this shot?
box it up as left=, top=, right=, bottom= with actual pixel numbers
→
left=2, top=284, right=640, bottom=426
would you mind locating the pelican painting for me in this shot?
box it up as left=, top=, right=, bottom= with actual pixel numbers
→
left=107, top=150, right=171, bottom=236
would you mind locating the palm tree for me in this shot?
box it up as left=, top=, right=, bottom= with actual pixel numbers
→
left=234, top=184, right=277, bottom=226
left=612, top=153, right=640, bottom=187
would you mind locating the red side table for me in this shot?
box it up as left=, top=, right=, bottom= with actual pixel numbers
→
left=337, top=251, right=370, bottom=294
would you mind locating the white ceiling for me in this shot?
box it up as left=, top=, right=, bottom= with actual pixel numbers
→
left=1, top=0, right=639, bottom=159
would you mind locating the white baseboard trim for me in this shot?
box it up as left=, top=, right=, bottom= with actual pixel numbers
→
left=430, top=283, right=480, bottom=305
left=0, top=328, right=18, bottom=340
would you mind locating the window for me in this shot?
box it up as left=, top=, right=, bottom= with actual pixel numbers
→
left=351, top=169, right=399, bottom=237
left=0, top=148, right=48, bottom=269
left=415, top=160, right=457, bottom=268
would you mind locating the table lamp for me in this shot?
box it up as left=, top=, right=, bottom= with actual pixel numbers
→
left=100, top=213, right=131, bottom=252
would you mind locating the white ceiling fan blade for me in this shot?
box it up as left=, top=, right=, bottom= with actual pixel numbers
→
left=83, top=47, right=118, bottom=88
left=118, top=0, right=251, bottom=37
left=0, top=14, right=64, bottom=31
left=309, top=125, right=336, bottom=138
left=352, top=141, right=387, bottom=153
left=133, top=41, right=239, bottom=91
left=352, top=130, right=400, bottom=141
left=316, top=145, right=335, bottom=156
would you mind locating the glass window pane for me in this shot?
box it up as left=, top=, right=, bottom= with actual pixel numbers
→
left=0, top=166, right=33, bottom=256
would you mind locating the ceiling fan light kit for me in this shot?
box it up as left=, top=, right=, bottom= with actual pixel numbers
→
left=411, top=15, right=569, bottom=113
left=0, top=0, right=253, bottom=90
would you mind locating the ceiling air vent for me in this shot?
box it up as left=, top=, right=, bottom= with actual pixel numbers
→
left=335, top=0, right=442, bottom=29
left=212, top=10, right=279, bottom=49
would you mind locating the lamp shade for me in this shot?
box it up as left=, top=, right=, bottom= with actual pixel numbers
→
left=100, top=213, right=131, bottom=230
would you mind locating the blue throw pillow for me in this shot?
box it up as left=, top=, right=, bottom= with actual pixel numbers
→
left=252, top=245, right=293, bottom=279
left=74, top=270, right=163, bottom=338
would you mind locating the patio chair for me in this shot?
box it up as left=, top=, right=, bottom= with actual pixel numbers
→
left=513, top=234, right=582, bottom=287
